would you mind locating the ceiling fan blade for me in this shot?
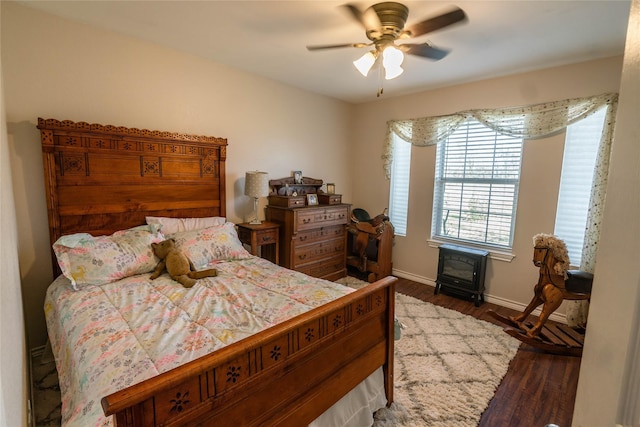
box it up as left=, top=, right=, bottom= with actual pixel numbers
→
left=404, top=7, right=467, bottom=38
left=401, top=43, right=450, bottom=60
left=306, top=42, right=368, bottom=51
left=342, top=3, right=381, bottom=32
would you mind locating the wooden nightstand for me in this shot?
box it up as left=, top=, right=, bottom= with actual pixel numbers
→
left=237, top=222, right=280, bottom=264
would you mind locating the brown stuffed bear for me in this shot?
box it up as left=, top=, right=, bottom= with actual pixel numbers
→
left=150, top=238, right=217, bottom=288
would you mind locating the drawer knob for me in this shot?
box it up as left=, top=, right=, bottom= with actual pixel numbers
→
left=262, top=236, right=272, bottom=242
left=303, top=218, right=311, bottom=224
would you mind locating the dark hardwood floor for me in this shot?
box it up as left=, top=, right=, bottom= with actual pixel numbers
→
left=393, top=275, right=581, bottom=427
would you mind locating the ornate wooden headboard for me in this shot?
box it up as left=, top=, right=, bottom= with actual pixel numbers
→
left=38, top=117, right=228, bottom=250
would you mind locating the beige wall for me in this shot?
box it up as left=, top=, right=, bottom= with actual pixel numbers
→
left=1, top=2, right=354, bottom=350
left=351, top=56, right=623, bottom=314
left=0, top=3, right=29, bottom=421
left=573, top=0, right=640, bottom=424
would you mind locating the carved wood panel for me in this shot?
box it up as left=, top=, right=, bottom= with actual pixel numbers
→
left=38, top=118, right=228, bottom=248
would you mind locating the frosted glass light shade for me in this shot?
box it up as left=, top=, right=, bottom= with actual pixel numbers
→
left=384, top=65, right=404, bottom=80
left=382, top=46, right=404, bottom=68
left=353, top=51, right=377, bottom=77
left=382, top=46, right=404, bottom=80
left=244, top=171, right=269, bottom=198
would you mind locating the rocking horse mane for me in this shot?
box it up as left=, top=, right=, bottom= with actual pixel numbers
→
left=532, top=233, right=571, bottom=278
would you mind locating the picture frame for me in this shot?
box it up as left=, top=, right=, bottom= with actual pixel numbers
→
left=307, top=193, right=318, bottom=206
left=326, top=183, right=335, bottom=194
left=293, top=170, right=303, bottom=184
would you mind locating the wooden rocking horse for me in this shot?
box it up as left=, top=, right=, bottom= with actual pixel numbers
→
left=490, top=233, right=593, bottom=356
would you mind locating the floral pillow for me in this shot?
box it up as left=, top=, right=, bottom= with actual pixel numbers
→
left=168, top=222, right=252, bottom=268
left=53, top=224, right=165, bottom=290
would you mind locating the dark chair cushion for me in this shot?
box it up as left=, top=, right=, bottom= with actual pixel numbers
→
left=566, top=270, right=594, bottom=294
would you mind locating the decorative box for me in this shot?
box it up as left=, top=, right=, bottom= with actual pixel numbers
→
left=268, top=176, right=324, bottom=208
left=318, top=194, right=342, bottom=205
left=268, top=195, right=306, bottom=208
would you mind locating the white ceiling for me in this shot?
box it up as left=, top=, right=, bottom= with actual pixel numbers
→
left=18, top=0, right=631, bottom=103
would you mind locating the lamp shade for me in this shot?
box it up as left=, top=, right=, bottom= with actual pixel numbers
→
left=245, top=171, right=269, bottom=198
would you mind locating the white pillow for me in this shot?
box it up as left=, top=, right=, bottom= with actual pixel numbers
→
left=145, top=216, right=226, bottom=234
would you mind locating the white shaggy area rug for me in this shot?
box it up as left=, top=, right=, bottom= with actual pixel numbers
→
left=337, top=277, right=521, bottom=427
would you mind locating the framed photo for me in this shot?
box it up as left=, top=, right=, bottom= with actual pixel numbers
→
left=293, top=170, right=303, bottom=184
left=307, top=193, right=318, bottom=206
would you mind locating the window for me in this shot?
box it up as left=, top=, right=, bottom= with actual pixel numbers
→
left=554, top=107, right=606, bottom=266
left=388, top=132, right=411, bottom=236
left=431, top=118, right=524, bottom=248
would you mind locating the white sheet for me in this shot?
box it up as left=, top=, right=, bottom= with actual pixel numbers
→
left=310, top=367, right=387, bottom=427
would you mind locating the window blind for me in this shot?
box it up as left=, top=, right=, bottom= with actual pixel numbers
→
left=432, top=118, right=523, bottom=247
left=554, top=107, right=606, bottom=266
left=388, top=133, right=411, bottom=236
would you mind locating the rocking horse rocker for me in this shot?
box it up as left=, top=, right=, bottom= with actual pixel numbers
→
left=489, top=233, right=593, bottom=357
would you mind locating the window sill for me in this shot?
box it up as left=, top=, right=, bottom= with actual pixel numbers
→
left=427, top=239, right=516, bottom=262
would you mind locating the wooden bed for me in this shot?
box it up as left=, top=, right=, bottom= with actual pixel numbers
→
left=38, top=118, right=396, bottom=426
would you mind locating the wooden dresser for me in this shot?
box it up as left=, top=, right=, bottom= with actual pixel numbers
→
left=266, top=204, right=350, bottom=281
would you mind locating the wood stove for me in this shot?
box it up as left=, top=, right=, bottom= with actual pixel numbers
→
left=435, top=244, right=488, bottom=306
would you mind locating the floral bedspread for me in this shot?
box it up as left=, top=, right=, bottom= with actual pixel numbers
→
left=44, top=256, right=354, bottom=427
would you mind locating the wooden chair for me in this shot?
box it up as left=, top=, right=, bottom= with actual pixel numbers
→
left=346, top=209, right=394, bottom=283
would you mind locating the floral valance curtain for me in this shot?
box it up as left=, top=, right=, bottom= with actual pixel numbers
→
left=383, top=93, right=618, bottom=180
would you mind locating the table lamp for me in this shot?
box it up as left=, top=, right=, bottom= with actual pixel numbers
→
left=245, top=171, right=269, bottom=224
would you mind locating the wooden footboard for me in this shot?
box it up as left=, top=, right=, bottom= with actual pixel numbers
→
left=101, top=276, right=396, bottom=426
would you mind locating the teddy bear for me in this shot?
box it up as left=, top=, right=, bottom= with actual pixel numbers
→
left=149, top=238, right=217, bottom=288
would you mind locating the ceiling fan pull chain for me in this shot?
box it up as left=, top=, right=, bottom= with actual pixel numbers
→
left=377, top=59, right=384, bottom=97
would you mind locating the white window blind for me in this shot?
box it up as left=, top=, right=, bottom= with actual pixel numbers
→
left=432, top=118, right=524, bottom=248
left=554, top=107, right=606, bottom=266
left=388, top=133, right=411, bottom=236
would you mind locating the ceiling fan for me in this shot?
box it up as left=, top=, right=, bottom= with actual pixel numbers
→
left=307, top=2, right=467, bottom=83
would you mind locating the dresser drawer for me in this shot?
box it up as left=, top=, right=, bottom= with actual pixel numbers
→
left=297, top=255, right=346, bottom=280
left=296, top=206, right=349, bottom=231
left=292, top=237, right=345, bottom=268
left=293, top=225, right=345, bottom=247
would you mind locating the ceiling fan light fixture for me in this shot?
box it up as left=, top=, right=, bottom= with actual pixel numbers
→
left=308, top=3, right=468, bottom=94
left=353, top=50, right=377, bottom=76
